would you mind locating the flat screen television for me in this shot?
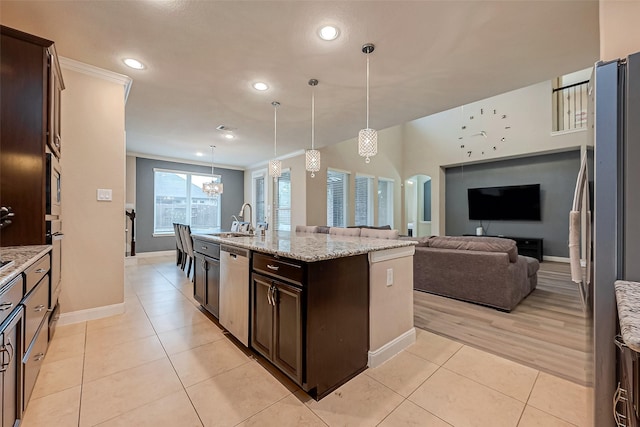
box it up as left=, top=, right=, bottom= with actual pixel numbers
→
left=468, top=184, right=541, bottom=221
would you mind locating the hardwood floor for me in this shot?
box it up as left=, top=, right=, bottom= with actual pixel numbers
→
left=414, top=262, right=593, bottom=386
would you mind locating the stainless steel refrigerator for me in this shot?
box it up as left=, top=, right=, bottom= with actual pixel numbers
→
left=595, top=50, right=640, bottom=427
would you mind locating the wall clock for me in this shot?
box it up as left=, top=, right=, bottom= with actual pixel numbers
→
left=458, top=107, right=511, bottom=158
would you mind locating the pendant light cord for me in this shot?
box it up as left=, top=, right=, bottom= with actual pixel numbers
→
left=211, top=145, right=216, bottom=176
left=311, top=88, right=315, bottom=150
left=366, top=55, right=370, bottom=129
left=272, top=101, right=279, bottom=157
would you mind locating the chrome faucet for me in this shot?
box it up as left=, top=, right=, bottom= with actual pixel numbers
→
left=238, top=203, right=253, bottom=234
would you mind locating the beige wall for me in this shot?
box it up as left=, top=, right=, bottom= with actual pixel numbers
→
left=600, top=0, right=640, bottom=61
left=60, top=66, right=126, bottom=313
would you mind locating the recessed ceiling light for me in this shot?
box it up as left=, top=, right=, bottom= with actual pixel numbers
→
left=253, top=82, right=269, bottom=91
left=223, top=133, right=235, bottom=140
left=318, top=25, right=340, bottom=41
left=196, top=152, right=204, bottom=157
left=123, top=58, right=145, bottom=70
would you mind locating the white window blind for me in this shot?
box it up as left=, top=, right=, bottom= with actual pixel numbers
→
left=377, top=178, right=394, bottom=227
left=355, top=175, right=373, bottom=226
left=153, top=169, right=221, bottom=234
left=253, top=172, right=266, bottom=223
left=274, top=170, right=291, bottom=231
left=327, top=169, right=349, bottom=227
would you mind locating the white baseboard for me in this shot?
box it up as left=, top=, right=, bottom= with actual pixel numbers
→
left=134, top=250, right=175, bottom=258
left=542, top=256, right=570, bottom=263
left=57, top=302, right=125, bottom=326
left=368, top=328, right=416, bottom=368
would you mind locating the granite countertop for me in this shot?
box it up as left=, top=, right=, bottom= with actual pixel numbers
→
left=192, top=231, right=416, bottom=262
left=615, top=280, right=640, bottom=352
left=0, top=245, right=51, bottom=290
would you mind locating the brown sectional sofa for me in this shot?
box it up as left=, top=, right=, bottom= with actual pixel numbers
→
left=409, top=236, right=539, bottom=312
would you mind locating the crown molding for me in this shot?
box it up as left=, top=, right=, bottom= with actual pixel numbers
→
left=126, top=151, right=245, bottom=171
left=59, top=56, right=133, bottom=103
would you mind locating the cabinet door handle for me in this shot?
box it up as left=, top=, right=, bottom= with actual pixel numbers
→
left=33, top=352, right=45, bottom=362
left=271, top=286, right=278, bottom=305
left=613, top=383, right=629, bottom=427
left=201, top=246, right=208, bottom=251
left=267, top=264, right=279, bottom=271
left=267, top=284, right=273, bottom=305
left=0, top=302, right=14, bottom=311
left=35, top=268, right=47, bottom=274
left=34, top=304, right=46, bottom=312
left=0, top=337, right=14, bottom=372
left=615, top=335, right=628, bottom=350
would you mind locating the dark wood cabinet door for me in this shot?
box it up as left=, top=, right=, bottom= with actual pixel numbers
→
left=193, top=255, right=206, bottom=305
left=48, top=53, right=63, bottom=158
left=204, top=257, right=220, bottom=318
left=273, top=281, right=303, bottom=385
left=251, top=274, right=273, bottom=360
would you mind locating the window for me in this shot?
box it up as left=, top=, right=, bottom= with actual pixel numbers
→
left=327, top=169, right=349, bottom=227
left=153, top=169, right=221, bottom=235
left=252, top=170, right=266, bottom=223
left=355, top=174, right=374, bottom=226
left=274, top=170, right=291, bottom=231
left=377, top=178, right=394, bottom=227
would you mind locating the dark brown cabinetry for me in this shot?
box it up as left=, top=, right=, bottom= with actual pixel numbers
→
left=250, top=252, right=369, bottom=399
left=192, top=238, right=220, bottom=318
left=0, top=25, right=64, bottom=247
left=251, top=273, right=303, bottom=384
left=0, top=275, right=24, bottom=427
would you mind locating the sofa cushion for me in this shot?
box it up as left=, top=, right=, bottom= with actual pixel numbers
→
left=360, top=228, right=399, bottom=239
left=428, top=236, right=518, bottom=263
left=315, top=226, right=330, bottom=234
left=399, top=236, right=431, bottom=247
left=523, top=256, right=540, bottom=276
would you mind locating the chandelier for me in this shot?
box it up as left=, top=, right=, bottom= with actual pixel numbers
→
left=202, top=145, right=223, bottom=196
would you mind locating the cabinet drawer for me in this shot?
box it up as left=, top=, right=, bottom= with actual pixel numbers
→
left=253, top=253, right=304, bottom=285
left=24, top=253, right=50, bottom=294
left=23, top=318, right=49, bottom=409
left=193, top=239, right=220, bottom=259
left=0, top=275, right=23, bottom=325
left=23, top=278, right=49, bottom=350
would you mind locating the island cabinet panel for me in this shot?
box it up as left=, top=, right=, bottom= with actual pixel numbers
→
left=251, top=275, right=273, bottom=357
left=250, top=251, right=369, bottom=400
left=193, top=255, right=206, bottom=305
left=193, top=238, right=220, bottom=318
left=251, top=273, right=302, bottom=384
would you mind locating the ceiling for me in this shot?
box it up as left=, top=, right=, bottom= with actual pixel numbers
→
left=0, top=1, right=599, bottom=169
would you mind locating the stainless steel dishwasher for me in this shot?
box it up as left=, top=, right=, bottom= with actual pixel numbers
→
left=219, top=245, right=250, bottom=346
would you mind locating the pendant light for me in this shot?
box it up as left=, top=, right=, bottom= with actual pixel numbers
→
left=358, top=43, right=377, bottom=164
left=268, top=101, right=282, bottom=179
left=202, top=145, right=223, bottom=195
left=305, top=79, right=321, bottom=178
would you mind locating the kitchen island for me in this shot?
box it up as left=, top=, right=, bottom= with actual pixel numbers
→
left=191, top=231, right=416, bottom=399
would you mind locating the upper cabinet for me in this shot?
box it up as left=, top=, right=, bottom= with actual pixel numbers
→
left=0, top=26, right=65, bottom=246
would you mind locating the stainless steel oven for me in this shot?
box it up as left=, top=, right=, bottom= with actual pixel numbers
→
left=46, top=150, right=61, bottom=218
left=46, top=220, right=62, bottom=340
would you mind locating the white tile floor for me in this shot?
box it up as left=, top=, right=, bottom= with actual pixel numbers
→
left=22, top=255, right=594, bottom=427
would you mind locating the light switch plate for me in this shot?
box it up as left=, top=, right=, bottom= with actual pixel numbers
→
left=97, top=188, right=113, bottom=201
left=386, top=268, right=393, bottom=286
